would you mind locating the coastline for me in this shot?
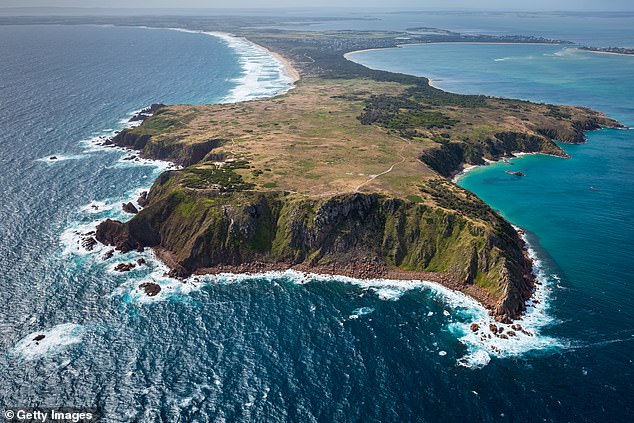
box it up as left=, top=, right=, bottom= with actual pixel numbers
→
left=344, top=40, right=569, bottom=59
left=577, top=47, right=634, bottom=57
left=152, top=247, right=500, bottom=314
left=254, top=41, right=301, bottom=85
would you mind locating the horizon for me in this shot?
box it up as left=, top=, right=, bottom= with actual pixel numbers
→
left=2, top=2, right=634, bottom=13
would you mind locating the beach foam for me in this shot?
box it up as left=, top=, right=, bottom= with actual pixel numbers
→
left=12, top=323, right=84, bottom=361
left=165, top=29, right=295, bottom=103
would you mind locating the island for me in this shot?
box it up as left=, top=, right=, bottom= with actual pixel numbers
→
left=77, top=26, right=623, bottom=323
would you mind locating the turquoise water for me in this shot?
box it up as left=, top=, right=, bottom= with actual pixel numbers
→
left=350, top=42, right=634, bottom=417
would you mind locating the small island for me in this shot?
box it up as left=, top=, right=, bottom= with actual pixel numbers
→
left=83, top=27, right=622, bottom=323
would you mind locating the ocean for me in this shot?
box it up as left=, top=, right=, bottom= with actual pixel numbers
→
left=0, top=16, right=632, bottom=422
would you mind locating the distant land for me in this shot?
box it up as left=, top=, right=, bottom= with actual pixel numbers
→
left=579, top=45, right=634, bottom=56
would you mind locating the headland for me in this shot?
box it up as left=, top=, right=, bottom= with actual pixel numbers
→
left=72, top=24, right=622, bottom=323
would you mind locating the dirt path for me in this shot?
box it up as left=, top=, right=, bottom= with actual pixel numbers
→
left=354, top=138, right=411, bottom=193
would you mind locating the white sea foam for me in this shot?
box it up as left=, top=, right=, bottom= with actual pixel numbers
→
left=165, top=28, right=295, bottom=103
left=12, top=323, right=84, bottom=361
left=106, top=232, right=561, bottom=369
left=349, top=307, right=375, bottom=319
left=110, top=250, right=203, bottom=304
left=36, top=154, right=89, bottom=163
left=186, top=237, right=560, bottom=369
left=452, top=229, right=564, bottom=368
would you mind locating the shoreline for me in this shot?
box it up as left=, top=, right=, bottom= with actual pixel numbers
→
left=577, top=47, right=634, bottom=57
left=153, top=247, right=502, bottom=315
left=143, top=27, right=300, bottom=97
left=344, top=40, right=570, bottom=59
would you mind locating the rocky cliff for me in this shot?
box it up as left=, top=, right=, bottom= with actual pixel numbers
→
left=97, top=171, right=534, bottom=322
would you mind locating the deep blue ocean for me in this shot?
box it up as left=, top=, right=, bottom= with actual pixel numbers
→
left=1, top=15, right=633, bottom=422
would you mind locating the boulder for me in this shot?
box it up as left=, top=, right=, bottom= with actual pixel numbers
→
left=114, top=262, right=136, bottom=272
left=137, top=191, right=149, bottom=208
left=82, top=237, right=97, bottom=251
left=139, top=282, right=161, bottom=296
left=122, top=202, right=138, bottom=214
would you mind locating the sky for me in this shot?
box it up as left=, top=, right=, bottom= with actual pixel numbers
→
left=1, top=0, right=634, bottom=12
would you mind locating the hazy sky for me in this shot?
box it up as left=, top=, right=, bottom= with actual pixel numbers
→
left=2, top=0, right=634, bottom=11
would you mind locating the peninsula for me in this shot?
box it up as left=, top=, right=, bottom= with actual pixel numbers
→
left=91, top=27, right=621, bottom=323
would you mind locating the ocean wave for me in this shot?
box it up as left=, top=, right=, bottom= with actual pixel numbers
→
left=12, top=323, right=84, bottom=361
left=115, top=259, right=561, bottom=369
left=168, top=29, right=295, bottom=103
left=36, top=154, right=90, bottom=163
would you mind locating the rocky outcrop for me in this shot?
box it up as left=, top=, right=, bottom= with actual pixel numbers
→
left=420, top=131, right=565, bottom=177
left=139, top=282, right=161, bottom=297
left=421, top=115, right=622, bottom=177
left=137, top=191, right=149, bottom=208
left=95, top=219, right=144, bottom=253
left=108, top=129, right=223, bottom=167
left=122, top=202, right=138, bottom=214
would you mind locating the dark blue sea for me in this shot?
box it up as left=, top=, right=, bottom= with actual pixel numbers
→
left=1, top=16, right=633, bottom=422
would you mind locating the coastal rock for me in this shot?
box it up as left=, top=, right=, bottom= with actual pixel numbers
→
left=95, top=219, right=145, bottom=253
left=168, top=265, right=192, bottom=279
left=136, top=258, right=146, bottom=266
left=489, top=324, right=498, bottom=333
left=102, top=249, right=115, bottom=260
left=139, top=282, right=161, bottom=297
left=470, top=323, right=480, bottom=332
left=81, top=237, right=97, bottom=251
left=114, top=262, right=136, bottom=272
left=137, top=191, right=149, bottom=208
left=122, top=202, right=138, bottom=214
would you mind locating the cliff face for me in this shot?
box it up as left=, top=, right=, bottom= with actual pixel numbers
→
left=419, top=115, right=618, bottom=177
left=97, top=173, right=534, bottom=321
left=109, top=129, right=224, bottom=167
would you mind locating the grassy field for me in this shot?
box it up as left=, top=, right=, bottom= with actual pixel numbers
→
left=132, top=75, right=616, bottom=205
